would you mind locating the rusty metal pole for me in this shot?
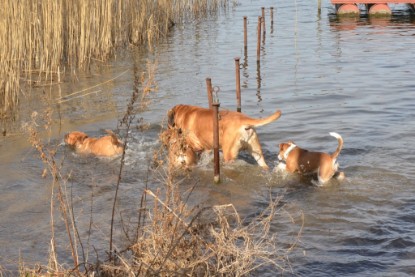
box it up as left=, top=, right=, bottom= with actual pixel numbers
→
left=206, top=77, right=213, bottom=109
left=212, top=102, right=220, bottom=184
left=243, top=16, right=248, bottom=54
left=261, top=7, right=266, bottom=36
left=234, top=57, right=241, bottom=112
left=257, top=16, right=262, bottom=61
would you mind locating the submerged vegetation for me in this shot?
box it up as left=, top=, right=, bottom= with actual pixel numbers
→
left=0, top=0, right=232, bottom=120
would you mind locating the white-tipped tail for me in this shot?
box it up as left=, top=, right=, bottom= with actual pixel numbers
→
left=329, top=132, right=342, bottom=139
left=329, top=132, right=343, bottom=159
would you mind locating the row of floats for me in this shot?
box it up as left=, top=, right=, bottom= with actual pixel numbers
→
left=331, top=0, right=415, bottom=15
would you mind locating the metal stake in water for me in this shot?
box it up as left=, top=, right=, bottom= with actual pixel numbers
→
left=212, top=99, right=220, bottom=184
left=257, top=16, right=262, bottom=61
left=243, top=16, right=248, bottom=55
left=206, top=77, right=213, bottom=109
left=234, top=57, right=241, bottom=112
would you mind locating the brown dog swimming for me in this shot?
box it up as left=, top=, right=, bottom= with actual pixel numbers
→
left=167, top=104, right=282, bottom=170
left=277, top=132, right=345, bottom=186
left=64, top=130, right=124, bottom=157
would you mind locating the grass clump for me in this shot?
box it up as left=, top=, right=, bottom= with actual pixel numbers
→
left=106, top=188, right=299, bottom=276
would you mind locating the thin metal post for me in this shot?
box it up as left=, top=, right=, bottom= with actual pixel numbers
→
left=257, top=16, right=262, bottom=61
left=206, top=77, right=213, bottom=109
left=212, top=102, right=220, bottom=183
left=243, top=16, right=248, bottom=53
left=234, top=57, right=241, bottom=112
left=261, top=7, right=266, bottom=35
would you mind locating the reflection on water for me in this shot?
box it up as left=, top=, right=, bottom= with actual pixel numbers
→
left=1, top=0, right=415, bottom=275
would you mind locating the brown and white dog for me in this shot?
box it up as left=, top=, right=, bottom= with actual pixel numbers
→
left=64, top=130, right=124, bottom=157
left=277, top=132, right=345, bottom=186
left=167, top=104, right=282, bottom=170
left=159, top=127, right=198, bottom=168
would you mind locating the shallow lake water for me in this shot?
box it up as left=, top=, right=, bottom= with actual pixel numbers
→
left=1, top=1, right=415, bottom=276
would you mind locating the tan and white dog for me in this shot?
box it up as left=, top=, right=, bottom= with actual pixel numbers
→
left=64, top=130, right=124, bottom=157
left=277, top=132, right=345, bottom=186
left=167, top=104, right=282, bottom=170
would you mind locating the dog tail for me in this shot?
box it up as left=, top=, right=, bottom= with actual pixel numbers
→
left=248, top=110, right=282, bottom=128
left=329, top=132, right=343, bottom=160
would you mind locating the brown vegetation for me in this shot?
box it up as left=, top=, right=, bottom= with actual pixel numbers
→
left=0, top=0, right=232, bottom=119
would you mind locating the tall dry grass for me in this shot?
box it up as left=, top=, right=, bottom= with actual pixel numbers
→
left=0, top=0, right=232, bottom=120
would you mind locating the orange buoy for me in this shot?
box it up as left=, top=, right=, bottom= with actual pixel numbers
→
left=337, top=4, right=360, bottom=16
left=368, top=4, right=391, bottom=16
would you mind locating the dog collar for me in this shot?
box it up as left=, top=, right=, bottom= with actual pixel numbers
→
left=283, top=143, right=297, bottom=159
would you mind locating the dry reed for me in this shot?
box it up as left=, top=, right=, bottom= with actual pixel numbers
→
left=21, top=110, right=83, bottom=275
left=0, top=0, right=232, bottom=120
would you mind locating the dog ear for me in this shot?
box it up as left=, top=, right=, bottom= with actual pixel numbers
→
left=167, top=108, right=175, bottom=128
left=78, top=133, right=88, bottom=143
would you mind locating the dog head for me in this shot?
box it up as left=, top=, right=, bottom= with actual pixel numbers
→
left=64, top=131, right=89, bottom=147
left=160, top=127, right=197, bottom=168
left=278, top=141, right=296, bottom=161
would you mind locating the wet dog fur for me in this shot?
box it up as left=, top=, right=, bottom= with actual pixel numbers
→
left=64, top=130, right=124, bottom=157
left=167, top=104, right=282, bottom=170
left=277, top=132, right=345, bottom=186
left=159, top=127, right=198, bottom=169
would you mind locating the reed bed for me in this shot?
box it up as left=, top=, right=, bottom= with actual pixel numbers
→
left=0, top=0, right=232, bottom=119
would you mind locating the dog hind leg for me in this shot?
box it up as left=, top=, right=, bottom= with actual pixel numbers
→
left=245, top=131, right=268, bottom=169
left=312, top=167, right=333, bottom=186
left=222, top=140, right=240, bottom=163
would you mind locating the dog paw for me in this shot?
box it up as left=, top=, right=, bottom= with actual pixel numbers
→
left=334, top=171, right=346, bottom=182
left=311, top=179, right=324, bottom=187
left=274, top=162, right=286, bottom=172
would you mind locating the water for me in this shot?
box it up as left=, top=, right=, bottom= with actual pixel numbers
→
left=1, top=1, right=415, bottom=275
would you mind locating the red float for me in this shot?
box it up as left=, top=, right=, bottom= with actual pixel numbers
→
left=337, top=4, right=360, bottom=15
left=368, top=3, right=392, bottom=15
